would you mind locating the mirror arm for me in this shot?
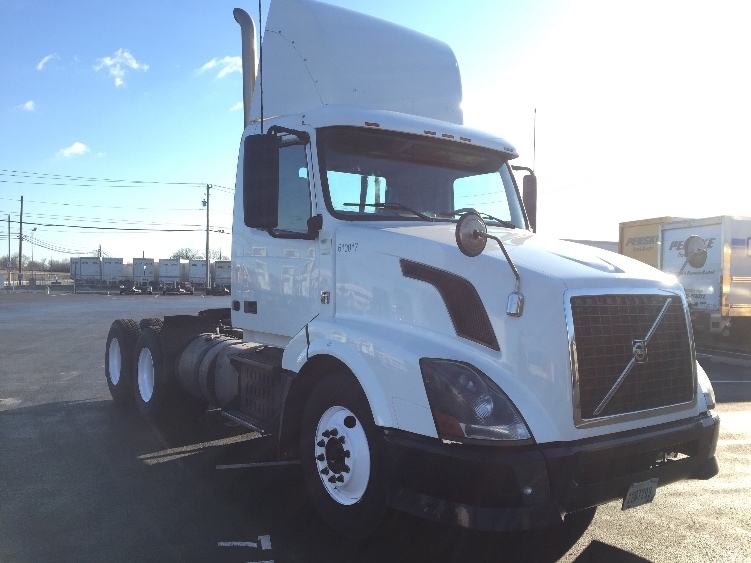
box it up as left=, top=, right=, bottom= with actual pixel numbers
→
left=475, top=230, right=524, bottom=316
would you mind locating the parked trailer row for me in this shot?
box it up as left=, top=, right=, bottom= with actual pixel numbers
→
left=69, top=257, right=232, bottom=290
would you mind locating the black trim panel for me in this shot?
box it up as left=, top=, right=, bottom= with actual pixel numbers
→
left=400, top=259, right=499, bottom=351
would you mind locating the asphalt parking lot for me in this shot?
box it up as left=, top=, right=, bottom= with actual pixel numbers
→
left=1, top=292, right=749, bottom=562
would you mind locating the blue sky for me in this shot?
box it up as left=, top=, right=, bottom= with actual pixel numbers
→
left=2, top=0, right=750, bottom=264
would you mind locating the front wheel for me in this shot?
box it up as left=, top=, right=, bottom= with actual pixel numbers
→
left=300, top=373, right=390, bottom=539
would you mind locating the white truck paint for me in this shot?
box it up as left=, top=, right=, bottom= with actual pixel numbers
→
left=105, top=0, right=719, bottom=540
left=660, top=216, right=751, bottom=340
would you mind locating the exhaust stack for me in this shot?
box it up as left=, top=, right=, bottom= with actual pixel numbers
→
left=233, top=8, right=257, bottom=128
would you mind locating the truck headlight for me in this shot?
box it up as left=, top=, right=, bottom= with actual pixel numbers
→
left=420, top=358, right=532, bottom=443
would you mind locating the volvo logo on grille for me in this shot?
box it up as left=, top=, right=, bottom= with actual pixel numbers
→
left=632, top=339, right=648, bottom=363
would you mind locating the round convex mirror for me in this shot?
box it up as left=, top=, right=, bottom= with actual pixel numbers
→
left=455, top=213, right=487, bottom=257
left=685, top=235, right=708, bottom=269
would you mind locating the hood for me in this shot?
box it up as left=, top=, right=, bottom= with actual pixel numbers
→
left=352, top=222, right=680, bottom=292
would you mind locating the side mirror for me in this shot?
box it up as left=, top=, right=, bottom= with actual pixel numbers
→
left=243, top=134, right=280, bottom=229
left=522, top=174, right=537, bottom=233
left=306, top=214, right=323, bottom=239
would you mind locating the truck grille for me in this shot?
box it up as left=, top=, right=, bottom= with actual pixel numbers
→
left=570, top=293, right=694, bottom=422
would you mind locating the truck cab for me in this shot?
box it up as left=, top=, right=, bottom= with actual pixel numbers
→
left=106, top=0, right=719, bottom=540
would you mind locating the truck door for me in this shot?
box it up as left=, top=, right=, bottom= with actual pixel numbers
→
left=241, top=134, right=320, bottom=339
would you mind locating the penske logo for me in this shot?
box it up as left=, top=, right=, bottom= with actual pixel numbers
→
left=626, top=236, right=658, bottom=246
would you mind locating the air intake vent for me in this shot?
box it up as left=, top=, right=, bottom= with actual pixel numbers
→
left=401, top=259, right=499, bottom=351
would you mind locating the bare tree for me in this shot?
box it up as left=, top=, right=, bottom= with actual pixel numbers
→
left=169, top=248, right=202, bottom=260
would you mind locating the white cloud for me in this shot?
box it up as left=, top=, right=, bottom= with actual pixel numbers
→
left=21, top=100, right=35, bottom=111
left=37, top=53, right=59, bottom=71
left=230, top=101, right=243, bottom=111
left=57, top=142, right=90, bottom=158
left=197, top=56, right=241, bottom=78
left=94, top=48, right=149, bottom=87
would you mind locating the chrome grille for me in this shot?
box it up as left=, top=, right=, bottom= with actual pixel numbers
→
left=570, top=293, right=694, bottom=421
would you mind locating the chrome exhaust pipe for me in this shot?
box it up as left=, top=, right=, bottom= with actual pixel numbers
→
left=233, top=8, right=256, bottom=128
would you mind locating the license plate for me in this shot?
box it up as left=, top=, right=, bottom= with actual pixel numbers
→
left=621, top=478, right=659, bottom=510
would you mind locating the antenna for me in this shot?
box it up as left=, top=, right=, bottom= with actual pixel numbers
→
left=259, top=0, right=264, bottom=134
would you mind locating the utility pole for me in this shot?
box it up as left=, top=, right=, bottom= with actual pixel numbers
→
left=7, top=215, right=10, bottom=289
left=203, top=184, right=211, bottom=294
left=18, top=196, right=23, bottom=282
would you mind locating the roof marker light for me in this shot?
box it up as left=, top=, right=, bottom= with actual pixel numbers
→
left=460, top=137, right=471, bottom=142
left=442, top=134, right=455, bottom=139
left=424, top=130, right=436, bottom=136
left=364, top=122, right=380, bottom=127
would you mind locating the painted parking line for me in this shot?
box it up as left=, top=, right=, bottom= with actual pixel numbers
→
left=218, top=535, right=272, bottom=550
left=216, top=461, right=301, bottom=469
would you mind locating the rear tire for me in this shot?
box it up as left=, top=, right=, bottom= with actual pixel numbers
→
left=133, top=326, right=166, bottom=422
left=133, top=324, right=208, bottom=425
left=300, top=373, right=390, bottom=539
left=105, top=319, right=140, bottom=404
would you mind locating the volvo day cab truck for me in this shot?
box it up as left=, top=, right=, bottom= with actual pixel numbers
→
left=104, top=0, right=719, bottom=539
left=660, top=216, right=751, bottom=342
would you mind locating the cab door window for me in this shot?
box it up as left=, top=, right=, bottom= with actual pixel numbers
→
left=276, top=144, right=311, bottom=233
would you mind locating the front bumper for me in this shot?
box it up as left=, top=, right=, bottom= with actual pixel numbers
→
left=384, top=411, right=719, bottom=532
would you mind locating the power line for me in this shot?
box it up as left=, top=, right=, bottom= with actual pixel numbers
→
left=0, top=169, right=225, bottom=189
left=0, top=196, right=232, bottom=214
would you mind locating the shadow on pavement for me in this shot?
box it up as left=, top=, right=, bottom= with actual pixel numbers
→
left=1, top=399, right=605, bottom=562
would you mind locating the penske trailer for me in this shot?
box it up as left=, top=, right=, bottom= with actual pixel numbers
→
left=618, top=217, right=689, bottom=268
left=660, top=216, right=751, bottom=342
left=104, top=0, right=719, bottom=539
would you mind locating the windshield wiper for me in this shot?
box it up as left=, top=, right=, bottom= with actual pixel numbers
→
left=343, top=202, right=432, bottom=220
left=438, top=208, right=517, bottom=229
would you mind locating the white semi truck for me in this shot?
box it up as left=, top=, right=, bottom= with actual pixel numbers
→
left=660, top=216, right=751, bottom=342
left=104, top=0, right=719, bottom=539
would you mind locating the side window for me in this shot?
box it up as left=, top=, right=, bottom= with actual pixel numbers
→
left=276, top=144, right=311, bottom=232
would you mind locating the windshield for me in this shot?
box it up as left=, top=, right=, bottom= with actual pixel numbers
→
left=318, top=127, right=527, bottom=228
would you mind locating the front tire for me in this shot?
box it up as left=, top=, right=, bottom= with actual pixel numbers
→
left=301, top=373, right=390, bottom=539
left=105, top=319, right=140, bottom=404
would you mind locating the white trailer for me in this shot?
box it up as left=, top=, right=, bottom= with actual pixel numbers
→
left=104, top=0, right=718, bottom=541
left=158, top=259, right=187, bottom=284
left=132, top=258, right=154, bottom=288
left=188, top=259, right=207, bottom=285
left=660, top=216, right=751, bottom=341
left=214, top=260, right=232, bottom=287
left=102, top=258, right=125, bottom=283
left=71, top=257, right=101, bottom=282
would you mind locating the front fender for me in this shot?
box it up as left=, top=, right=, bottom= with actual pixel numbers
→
left=305, top=336, right=396, bottom=429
